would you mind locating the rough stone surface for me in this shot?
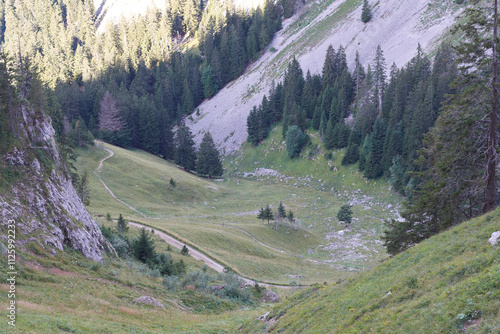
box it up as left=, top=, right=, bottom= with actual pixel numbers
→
left=260, top=290, right=280, bottom=303
left=0, top=105, right=114, bottom=262
left=133, top=296, right=165, bottom=308
left=186, top=0, right=463, bottom=155
left=489, top=231, right=500, bottom=247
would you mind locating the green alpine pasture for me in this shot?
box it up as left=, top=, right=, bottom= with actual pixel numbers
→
left=240, top=208, right=500, bottom=333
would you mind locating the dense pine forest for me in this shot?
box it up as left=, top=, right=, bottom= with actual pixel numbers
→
left=0, top=0, right=290, bottom=165
left=247, top=0, right=499, bottom=254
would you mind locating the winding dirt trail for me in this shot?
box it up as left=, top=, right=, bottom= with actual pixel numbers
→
left=94, top=142, right=147, bottom=218
left=93, top=142, right=294, bottom=288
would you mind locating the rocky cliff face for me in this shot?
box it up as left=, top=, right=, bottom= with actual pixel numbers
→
left=0, top=105, right=114, bottom=262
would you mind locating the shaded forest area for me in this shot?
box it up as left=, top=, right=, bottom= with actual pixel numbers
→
left=0, top=0, right=296, bottom=158
left=248, top=43, right=457, bottom=191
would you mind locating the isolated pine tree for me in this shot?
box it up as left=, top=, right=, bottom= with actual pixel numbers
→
left=133, top=228, right=156, bottom=263
left=337, top=204, right=353, bottom=224
left=117, top=213, right=128, bottom=234
left=277, top=201, right=287, bottom=221
left=257, top=205, right=274, bottom=223
left=196, top=131, right=223, bottom=178
left=361, top=0, right=372, bottom=23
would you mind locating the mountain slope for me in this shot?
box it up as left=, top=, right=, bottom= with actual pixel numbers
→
left=0, top=105, right=113, bottom=261
left=240, top=209, right=500, bottom=333
left=187, top=0, right=463, bottom=154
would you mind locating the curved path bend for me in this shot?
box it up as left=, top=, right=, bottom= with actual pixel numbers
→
left=94, top=142, right=293, bottom=288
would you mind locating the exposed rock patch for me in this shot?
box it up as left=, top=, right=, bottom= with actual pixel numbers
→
left=260, top=290, right=280, bottom=303
left=0, top=105, right=114, bottom=262
left=133, top=296, right=165, bottom=309
left=489, top=231, right=500, bottom=247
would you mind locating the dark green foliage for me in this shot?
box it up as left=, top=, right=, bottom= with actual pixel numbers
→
left=169, top=178, right=177, bottom=188
left=201, top=65, right=218, bottom=99
left=342, top=127, right=362, bottom=165
left=116, top=214, right=129, bottom=234
left=159, top=254, right=186, bottom=276
left=285, top=125, right=306, bottom=158
left=133, top=228, right=156, bottom=263
left=337, top=204, right=353, bottom=224
left=364, top=118, right=386, bottom=179
left=282, top=0, right=298, bottom=18
left=287, top=210, right=294, bottom=222
left=277, top=201, right=287, bottom=221
left=1, top=0, right=282, bottom=160
left=257, top=204, right=274, bottom=223
left=100, top=225, right=130, bottom=258
left=174, top=124, right=197, bottom=171
left=247, top=106, right=262, bottom=146
left=361, top=0, right=372, bottom=23
left=75, top=170, right=91, bottom=206
left=196, top=132, right=223, bottom=178
left=106, top=213, right=112, bottom=222
left=323, top=119, right=335, bottom=150
left=388, top=155, right=406, bottom=194
left=381, top=218, right=416, bottom=256
left=382, top=5, right=494, bottom=254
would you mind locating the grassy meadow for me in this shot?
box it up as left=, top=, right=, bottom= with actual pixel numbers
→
left=73, top=125, right=400, bottom=285
left=240, top=208, right=500, bottom=333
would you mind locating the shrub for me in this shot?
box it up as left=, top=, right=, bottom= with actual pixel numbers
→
left=182, top=270, right=212, bottom=290
left=163, top=275, right=180, bottom=291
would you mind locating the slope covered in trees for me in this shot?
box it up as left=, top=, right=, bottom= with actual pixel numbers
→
left=0, top=0, right=284, bottom=158
left=188, top=0, right=463, bottom=154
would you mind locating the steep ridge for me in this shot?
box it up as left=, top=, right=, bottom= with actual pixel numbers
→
left=0, top=106, right=113, bottom=262
left=187, top=0, right=463, bottom=154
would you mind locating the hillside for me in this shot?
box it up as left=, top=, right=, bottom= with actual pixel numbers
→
left=74, top=139, right=399, bottom=285
left=187, top=0, right=464, bottom=154
left=240, top=208, right=500, bottom=333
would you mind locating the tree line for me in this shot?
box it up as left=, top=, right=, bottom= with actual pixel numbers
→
left=248, top=2, right=499, bottom=254
left=0, top=0, right=290, bottom=160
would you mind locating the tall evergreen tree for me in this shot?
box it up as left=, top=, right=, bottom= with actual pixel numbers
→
left=342, top=127, right=362, bottom=165
left=361, top=0, right=372, bottom=23
left=364, top=118, right=386, bottom=179
left=133, top=228, right=156, bottom=263
left=174, top=123, right=197, bottom=171
left=196, top=131, right=223, bottom=178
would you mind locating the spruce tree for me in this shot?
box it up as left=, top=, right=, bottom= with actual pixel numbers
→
left=133, top=228, right=156, bottom=263
left=277, top=201, right=287, bottom=221
left=117, top=213, right=129, bottom=234
left=247, top=106, right=261, bottom=146
left=201, top=65, right=218, bottom=99
left=323, top=119, right=335, bottom=150
left=337, top=204, right=353, bottom=224
left=174, top=123, right=197, bottom=171
left=364, top=118, right=386, bottom=179
left=342, top=127, right=362, bottom=165
left=361, top=0, right=372, bottom=23
left=196, top=131, right=223, bottom=178
left=285, top=125, right=306, bottom=158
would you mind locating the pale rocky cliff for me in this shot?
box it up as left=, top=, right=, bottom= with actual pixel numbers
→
left=0, top=106, right=114, bottom=262
left=187, top=0, right=463, bottom=155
